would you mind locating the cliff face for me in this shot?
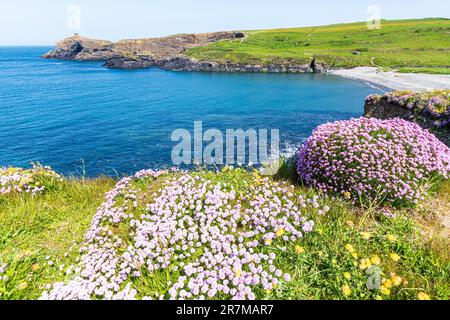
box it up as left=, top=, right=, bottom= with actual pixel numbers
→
left=42, top=32, right=323, bottom=73
left=43, top=32, right=244, bottom=68
left=364, top=92, right=450, bottom=146
left=42, top=35, right=116, bottom=60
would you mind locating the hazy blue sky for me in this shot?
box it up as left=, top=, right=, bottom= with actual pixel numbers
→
left=1, top=0, right=449, bottom=45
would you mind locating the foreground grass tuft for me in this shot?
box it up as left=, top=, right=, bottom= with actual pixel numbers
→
left=0, top=178, right=115, bottom=299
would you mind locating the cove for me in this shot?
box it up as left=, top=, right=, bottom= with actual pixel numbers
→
left=0, top=47, right=384, bottom=177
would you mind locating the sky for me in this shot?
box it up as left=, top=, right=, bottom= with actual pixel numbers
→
left=1, top=0, right=449, bottom=45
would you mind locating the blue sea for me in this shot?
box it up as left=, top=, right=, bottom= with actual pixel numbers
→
left=0, top=47, right=384, bottom=177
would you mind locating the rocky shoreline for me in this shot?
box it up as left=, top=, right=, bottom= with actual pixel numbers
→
left=104, top=55, right=324, bottom=73
left=43, top=33, right=326, bottom=73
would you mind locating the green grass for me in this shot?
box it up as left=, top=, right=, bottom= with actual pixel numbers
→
left=186, top=19, right=450, bottom=73
left=0, top=168, right=448, bottom=300
left=0, top=178, right=115, bottom=299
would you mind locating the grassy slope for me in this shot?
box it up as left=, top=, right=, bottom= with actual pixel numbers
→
left=0, top=178, right=116, bottom=299
left=186, top=19, right=450, bottom=73
left=0, top=170, right=448, bottom=300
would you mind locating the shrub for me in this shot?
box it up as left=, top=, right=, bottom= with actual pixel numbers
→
left=296, top=117, right=450, bottom=206
left=0, top=164, right=62, bottom=196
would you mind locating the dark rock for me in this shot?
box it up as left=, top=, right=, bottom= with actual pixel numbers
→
left=155, top=56, right=326, bottom=73
left=364, top=99, right=450, bottom=146
left=104, top=56, right=155, bottom=69
left=234, top=32, right=245, bottom=38
left=42, top=35, right=114, bottom=61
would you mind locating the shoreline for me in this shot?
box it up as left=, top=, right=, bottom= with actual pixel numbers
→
left=329, top=67, right=450, bottom=91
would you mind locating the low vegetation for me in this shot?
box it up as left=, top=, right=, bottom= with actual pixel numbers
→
left=297, top=117, right=450, bottom=207
left=1, top=104, right=449, bottom=300
left=1, top=165, right=448, bottom=300
left=186, top=19, right=450, bottom=74
left=366, top=90, right=450, bottom=127
left=0, top=178, right=116, bottom=299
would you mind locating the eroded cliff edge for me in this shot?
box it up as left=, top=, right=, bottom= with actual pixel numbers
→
left=364, top=90, right=449, bottom=146
left=42, top=33, right=325, bottom=73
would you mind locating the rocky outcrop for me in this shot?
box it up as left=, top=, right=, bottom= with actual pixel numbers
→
left=104, top=56, right=155, bottom=69
left=364, top=97, right=450, bottom=146
left=103, top=54, right=325, bottom=73
left=42, top=35, right=116, bottom=61
left=43, top=32, right=327, bottom=73
left=44, top=32, right=244, bottom=63
left=159, top=56, right=324, bottom=73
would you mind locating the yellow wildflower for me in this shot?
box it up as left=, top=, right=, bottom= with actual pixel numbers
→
left=390, top=253, right=400, bottom=262
left=18, top=282, right=28, bottom=290
left=343, top=192, right=351, bottom=200
left=392, top=276, right=402, bottom=287
left=359, top=258, right=372, bottom=270
left=343, top=272, right=351, bottom=280
left=417, top=292, right=431, bottom=300
left=345, top=244, right=355, bottom=253
left=342, top=285, right=352, bottom=296
left=265, top=239, right=272, bottom=245
left=346, top=220, right=355, bottom=228
left=370, top=255, right=381, bottom=265
left=31, top=264, right=40, bottom=272
left=360, top=232, right=371, bottom=240
left=386, top=234, right=397, bottom=242
left=351, top=252, right=358, bottom=259
left=379, top=285, right=390, bottom=295
left=295, top=245, right=305, bottom=254
left=383, top=279, right=393, bottom=289
left=235, top=269, right=243, bottom=278
left=14, top=252, right=26, bottom=262
left=276, top=228, right=285, bottom=237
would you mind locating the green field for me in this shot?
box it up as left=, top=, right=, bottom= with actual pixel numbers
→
left=186, top=19, right=450, bottom=73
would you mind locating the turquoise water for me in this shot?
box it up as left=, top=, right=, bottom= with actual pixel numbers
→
left=0, top=47, right=383, bottom=177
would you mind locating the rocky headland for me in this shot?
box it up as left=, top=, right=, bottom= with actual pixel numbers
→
left=42, top=32, right=324, bottom=73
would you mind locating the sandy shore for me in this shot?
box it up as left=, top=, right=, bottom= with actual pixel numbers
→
left=329, top=67, right=450, bottom=91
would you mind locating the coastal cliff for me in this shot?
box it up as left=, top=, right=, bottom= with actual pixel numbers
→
left=43, top=32, right=324, bottom=73
left=364, top=90, right=450, bottom=146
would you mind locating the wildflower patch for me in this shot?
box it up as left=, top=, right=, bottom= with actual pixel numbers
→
left=0, top=164, right=61, bottom=196
left=41, top=168, right=321, bottom=300
left=296, top=117, right=450, bottom=206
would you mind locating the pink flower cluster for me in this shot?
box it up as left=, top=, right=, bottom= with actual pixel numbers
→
left=296, top=117, right=450, bottom=205
left=41, top=169, right=319, bottom=300
left=0, top=164, right=61, bottom=196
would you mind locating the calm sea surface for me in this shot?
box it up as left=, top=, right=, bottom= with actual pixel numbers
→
left=0, top=46, right=384, bottom=177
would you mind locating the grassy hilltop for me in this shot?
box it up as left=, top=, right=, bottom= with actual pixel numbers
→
left=186, top=19, right=450, bottom=74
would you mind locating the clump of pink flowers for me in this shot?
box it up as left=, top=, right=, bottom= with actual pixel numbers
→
left=296, top=117, right=450, bottom=206
left=0, top=163, right=61, bottom=196
left=41, top=168, right=321, bottom=300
